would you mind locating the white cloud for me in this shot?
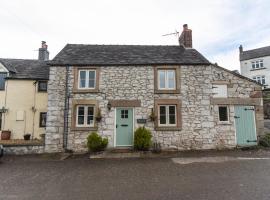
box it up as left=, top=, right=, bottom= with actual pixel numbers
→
left=0, top=0, right=269, bottom=70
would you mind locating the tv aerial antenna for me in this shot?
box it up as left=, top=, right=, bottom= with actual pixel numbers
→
left=162, top=30, right=179, bottom=37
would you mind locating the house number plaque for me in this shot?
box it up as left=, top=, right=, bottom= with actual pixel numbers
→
left=137, top=119, right=147, bottom=124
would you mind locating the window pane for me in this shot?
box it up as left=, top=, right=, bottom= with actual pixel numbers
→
left=252, top=62, right=255, bottom=69
left=88, top=80, right=95, bottom=88
left=0, top=73, right=7, bottom=90
left=78, top=107, right=85, bottom=115
left=219, top=106, right=228, bottom=121
left=87, top=115, right=94, bottom=125
left=79, top=71, right=86, bottom=88
left=159, top=71, right=166, bottom=89
left=167, top=71, right=175, bottom=89
left=88, top=107, right=94, bottom=116
left=78, top=116, right=84, bottom=125
left=159, top=106, right=166, bottom=124
left=169, top=115, right=176, bottom=124
left=89, top=71, right=95, bottom=79
left=262, top=76, right=266, bottom=85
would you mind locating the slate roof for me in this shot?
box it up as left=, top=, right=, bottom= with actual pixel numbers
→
left=50, top=44, right=210, bottom=66
left=0, top=58, right=49, bottom=80
left=240, top=45, right=270, bottom=61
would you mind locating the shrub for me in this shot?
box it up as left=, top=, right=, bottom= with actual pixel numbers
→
left=87, top=132, right=108, bottom=152
left=259, top=133, right=270, bottom=147
left=134, top=127, right=152, bottom=151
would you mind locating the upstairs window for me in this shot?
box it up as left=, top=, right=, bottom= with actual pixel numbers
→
left=253, top=75, right=266, bottom=85
left=78, top=70, right=96, bottom=89
left=0, top=73, right=7, bottom=90
left=38, top=81, right=47, bottom=92
left=158, top=70, right=176, bottom=90
left=251, top=60, right=263, bottom=69
left=213, top=84, right=227, bottom=98
left=76, top=105, right=95, bottom=127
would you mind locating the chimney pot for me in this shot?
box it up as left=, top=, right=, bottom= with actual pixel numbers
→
left=38, top=41, right=49, bottom=61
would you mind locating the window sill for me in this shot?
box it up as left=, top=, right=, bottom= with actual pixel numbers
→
left=73, top=89, right=99, bottom=93
left=250, top=67, right=266, bottom=71
left=155, top=127, right=182, bottom=131
left=217, top=122, right=232, bottom=125
left=71, top=127, right=98, bottom=131
left=154, top=89, right=180, bottom=94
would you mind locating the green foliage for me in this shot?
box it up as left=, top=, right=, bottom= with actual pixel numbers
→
left=134, top=127, right=152, bottom=151
left=87, top=132, right=108, bottom=152
left=259, top=133, right=270, bottom=147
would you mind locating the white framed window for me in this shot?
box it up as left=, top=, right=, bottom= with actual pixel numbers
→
left=158, top=70, right=176, bottom=90
left=253, top=75, right=266, bottom=85
left=251, top=60, right=263, bottom=69
left=218, top=106, right=229, bottom=122
left=158, top=105, right=176, bottom=126
left=78, top=70, right=96, bottom=89
left=213, top=84, right=227, bottom=98
left=76, top=105, right=95, bottom=127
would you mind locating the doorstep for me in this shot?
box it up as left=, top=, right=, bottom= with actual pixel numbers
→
left=90, top=151, right=154, bottom=159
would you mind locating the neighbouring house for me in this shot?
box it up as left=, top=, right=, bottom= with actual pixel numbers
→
left=239, top=45, right=270, bottom=118
left=0, top=42, right=49, bottom=140
left=45, top=25, right=264, bottom=153
left=239, top=45, right=270, bottom=88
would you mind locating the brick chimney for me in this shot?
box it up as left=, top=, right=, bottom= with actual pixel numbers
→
left=179, top=24, right=192, bottom=48
left=38, top=41, right=49, bottom=61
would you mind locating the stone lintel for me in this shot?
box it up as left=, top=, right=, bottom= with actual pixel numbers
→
left=210, top=97, right=261, bottom=106
left=109, top=100, right=141, bottom=107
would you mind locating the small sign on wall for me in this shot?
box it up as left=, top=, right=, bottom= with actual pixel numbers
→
left=137, top=119, right=147, bottom=124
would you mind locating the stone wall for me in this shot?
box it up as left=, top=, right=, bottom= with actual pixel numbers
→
left=45, top=65, right=263, bottom=153
left=4, top=145, right=44, bottom=155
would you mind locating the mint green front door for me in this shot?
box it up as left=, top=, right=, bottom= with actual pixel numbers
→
left=235, top=106, right=257, bottom=146
left=116, top=108, right=133, bottom=146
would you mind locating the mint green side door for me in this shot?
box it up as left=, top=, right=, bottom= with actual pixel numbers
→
left=116, top=108, right=133, bottom=146
left=235, top=106, right=257, bottom=146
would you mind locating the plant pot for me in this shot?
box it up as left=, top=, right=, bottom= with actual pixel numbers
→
left=24, top=134, right=31, bottom=140
left=149, top=116, right=156, bottom=122
left=95, top=117, right=102, bottom=122
left=1, top=130, right=11, bottom=140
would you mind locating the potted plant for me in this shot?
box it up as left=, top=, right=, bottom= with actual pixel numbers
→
left=40, top=133, right=45, bottom=141
left=149, top=109, right=156, bottom=121
left=23, top=133, right=31, bottom=140
left=95, top=108, right=102, bottom=122
left=1, top=130, right=11, bottom=140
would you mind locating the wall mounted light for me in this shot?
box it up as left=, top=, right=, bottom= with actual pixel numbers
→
left=0, top=106, right=8, bottom=113
left=107, top=102, right=112, bottom=111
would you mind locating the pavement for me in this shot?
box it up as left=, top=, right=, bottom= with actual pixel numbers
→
left=1, top=150, right=270, bottom=200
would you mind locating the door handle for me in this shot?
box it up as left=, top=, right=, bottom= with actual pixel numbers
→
left=234, top=116, right=240, bottom=119
left=116, top=124, right=118, bottom=128
left=247, top=140, right=257, bottom=143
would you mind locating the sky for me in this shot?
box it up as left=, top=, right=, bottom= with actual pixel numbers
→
left=0, top=0, right=270, bottom=70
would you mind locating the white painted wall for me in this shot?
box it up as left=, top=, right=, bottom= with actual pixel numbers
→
left=240, top=55, right=270, bottom=88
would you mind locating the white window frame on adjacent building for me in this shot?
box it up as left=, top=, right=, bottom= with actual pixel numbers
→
left=158, top=105, right=177, bottom=126
left=76, top=105, right=95, bottom=127
left=212, top=84, right=228, bottom=98
left=251, top=60, right=264, bottom=69
left=218, top=106, right=229, bottom=122
left=253, top=75, right=266, bottom=85
left=78, top=70, right=96, bottom=89
left=158, top=70, right=176, bottom=90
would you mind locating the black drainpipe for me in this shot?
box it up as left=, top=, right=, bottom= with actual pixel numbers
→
left=63, top=66, right=70, bottom=152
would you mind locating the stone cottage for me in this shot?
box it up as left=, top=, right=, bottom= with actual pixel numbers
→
left=45, top=25, right=264, bottom=153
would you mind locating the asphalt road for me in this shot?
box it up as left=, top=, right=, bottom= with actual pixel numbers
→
left=1, top=153, right=270, bottom=200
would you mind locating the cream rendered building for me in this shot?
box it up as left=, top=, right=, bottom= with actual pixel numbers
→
left=0, top=42, right=49, bottom=139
